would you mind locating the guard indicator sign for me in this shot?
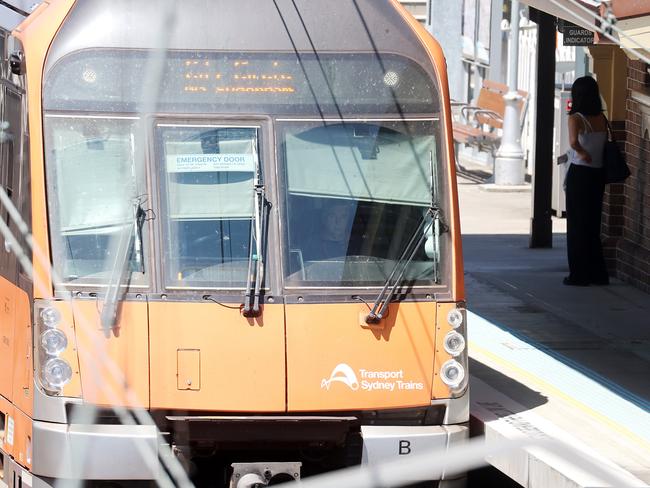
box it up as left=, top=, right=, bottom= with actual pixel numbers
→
left=560, top=20, right=594, bottom=46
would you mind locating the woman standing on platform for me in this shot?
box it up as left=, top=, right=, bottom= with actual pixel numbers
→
left=564, top=76, right=610, bottom=286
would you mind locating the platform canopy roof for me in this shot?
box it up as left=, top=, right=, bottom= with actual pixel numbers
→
left=521, top=0, right=650, bottom=61
left=612, top=1, right=650, bottom=60
left=520, top=0, right=599, bottom=30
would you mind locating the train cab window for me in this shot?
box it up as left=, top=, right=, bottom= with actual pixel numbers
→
left=156, top=125, right=258, bottom=289
left=44, top=116, right=148, bottom=286
left=280, top=119, right=444, bottom=287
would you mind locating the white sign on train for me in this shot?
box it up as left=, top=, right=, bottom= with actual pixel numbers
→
left=167, top=153, right=255, bottom=172
left=321, top=363, right=424, bottom=393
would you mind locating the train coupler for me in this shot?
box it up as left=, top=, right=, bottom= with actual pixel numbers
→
left=229, top=462, right=301, bottom=488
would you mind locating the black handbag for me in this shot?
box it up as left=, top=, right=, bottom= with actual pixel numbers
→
left=603, top=118, right=631, bottom=184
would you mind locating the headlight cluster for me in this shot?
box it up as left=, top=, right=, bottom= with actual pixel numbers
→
left=440, top=307, right=468, bottom=394
left=36, top=304, right=72, bottom=393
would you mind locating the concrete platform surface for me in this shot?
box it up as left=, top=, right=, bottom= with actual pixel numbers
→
left=458, top=174, right=650, bottom=487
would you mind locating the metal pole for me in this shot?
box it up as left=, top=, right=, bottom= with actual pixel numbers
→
left=494, top=0, right=526, bottom=185
left=472, top=0, right=481, bottom=104
left=507, top=1, right=520, bottom=91
left=530, top=7, right=555, bottom=248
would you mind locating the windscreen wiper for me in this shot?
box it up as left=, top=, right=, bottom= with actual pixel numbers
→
left=364, top=207, right=439, bottom=324
left=365, top=149, right=443, bottom=324
left=242, top=167, right=267, bottom=318
left=134, top=202, right=146, bottom=273
left=100, top=200, right=146, bottom=333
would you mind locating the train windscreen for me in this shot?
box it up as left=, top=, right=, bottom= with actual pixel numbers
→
left=156, top=125, right=258, bottom=289
left=43, top=115, right=149, bottom=286
left=43, top=49, right=447, bottom=289
left=280, top=119, right=443, bottom=287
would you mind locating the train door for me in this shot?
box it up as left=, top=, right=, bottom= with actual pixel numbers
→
left=148, top=121, right=286, bottom=412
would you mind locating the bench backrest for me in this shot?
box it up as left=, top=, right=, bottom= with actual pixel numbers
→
left=476, top=80, right=528, bottom=129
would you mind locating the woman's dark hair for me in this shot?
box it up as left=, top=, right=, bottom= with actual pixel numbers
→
left=570, top=76, right=603, bottom=116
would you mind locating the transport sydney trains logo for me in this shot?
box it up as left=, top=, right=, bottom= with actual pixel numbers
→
left=321, top=363, right=424, bottom=392
left=321, top=363, right=360, bottom=391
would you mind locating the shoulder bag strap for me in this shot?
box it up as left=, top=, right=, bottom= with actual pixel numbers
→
left=603, top=114, right=615, bottom=142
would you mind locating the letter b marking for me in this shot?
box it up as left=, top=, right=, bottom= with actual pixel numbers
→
left=399, top=440, right=411, bottom=455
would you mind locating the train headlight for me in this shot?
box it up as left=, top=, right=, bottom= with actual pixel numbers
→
left=40, top=329, right=68, bottom=356
left=444, top=331, right=466, bottom=357
left=82, top=68, right=97, bottom=84
left=40, top=307, right=61, bottom=328
left=447, top=308, right=464, bottom=329
left=440, top=359, right=465, bottom=388
left=383, top=70, right=400, bottom=87
left=42, top=358, right=72, bottom=389
left=35, top=301, right=75, bottom=395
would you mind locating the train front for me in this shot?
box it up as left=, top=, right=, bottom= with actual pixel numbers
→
left=24, top=0, right=468, bottom=486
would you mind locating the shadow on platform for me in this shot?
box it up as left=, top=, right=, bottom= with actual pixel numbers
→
left=463, top=233, right=650, bottom=412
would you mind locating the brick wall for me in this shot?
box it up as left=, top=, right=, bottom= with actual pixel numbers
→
left=609, top=59, right=650, bottom=292
left=601, top=120, right=626, bottom=271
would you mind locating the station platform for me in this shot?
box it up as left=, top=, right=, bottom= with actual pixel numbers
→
left=458, top=174, right=650, bottom=487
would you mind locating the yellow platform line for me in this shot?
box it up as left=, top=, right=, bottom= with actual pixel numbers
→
left=469, top=340, right=650, bottom=455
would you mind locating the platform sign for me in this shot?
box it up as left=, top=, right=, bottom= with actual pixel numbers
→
left=559, top=20, right=594, bottom=46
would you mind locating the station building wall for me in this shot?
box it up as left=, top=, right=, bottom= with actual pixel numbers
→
left=616, top=58, right=650, bottom=292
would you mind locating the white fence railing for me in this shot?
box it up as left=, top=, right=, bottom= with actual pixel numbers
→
left=518, top=17, right=538, bottom=174
left=517, top=17, right=576, bottom=175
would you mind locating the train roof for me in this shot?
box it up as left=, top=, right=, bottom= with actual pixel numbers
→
left=45, top=0, right=440, bottom=78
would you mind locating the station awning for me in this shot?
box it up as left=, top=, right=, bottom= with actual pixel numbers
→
left=613, top=2, right=650, bottom=60
left=521, top=0, right=650, bottom=60
left=520, top=0, right=599, bottom=30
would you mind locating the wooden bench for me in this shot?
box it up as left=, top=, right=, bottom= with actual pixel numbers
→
left=452, top=80, right=529, bottom=154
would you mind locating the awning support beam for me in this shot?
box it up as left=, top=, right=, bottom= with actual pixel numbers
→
left=530, top=7, right=556, bottom=248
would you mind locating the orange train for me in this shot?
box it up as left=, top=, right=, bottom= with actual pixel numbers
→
left=0, top=1, right=468, bottom=487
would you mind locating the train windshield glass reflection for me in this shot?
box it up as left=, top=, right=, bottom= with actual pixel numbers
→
left=281, top=119, right=443, bottom=287
left=156, top=125, right=259, bottom=289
